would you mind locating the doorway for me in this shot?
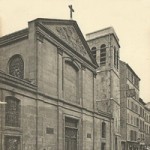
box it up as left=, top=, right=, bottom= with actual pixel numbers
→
left=65, top=117, right=78, bottom=150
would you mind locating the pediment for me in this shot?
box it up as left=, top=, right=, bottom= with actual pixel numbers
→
left=39, top=20, right=96, bottom=65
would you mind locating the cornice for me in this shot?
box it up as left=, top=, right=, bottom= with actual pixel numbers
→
left=0, top=29, right=28, bottom=47
left=96, top=109, right=113, bottom=119
left=57, top=46, right=63, bottom=56
left=36, top=90, right=113, bottom=119
left=0, top=71, right=37, bottom=92
left=121, top=61, right=140, bottom=81
left=97, top=68, right=120, bottom=79
left=86, top=33, right=120, bottom=48
left=31, top=18, right=76, bottom=25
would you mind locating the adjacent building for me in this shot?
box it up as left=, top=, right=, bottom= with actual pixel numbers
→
left=120, top=61, right=140, bottom=150
left=139, top=98, right=150, bottom=150
left=120, top=61, right=150, bottom=150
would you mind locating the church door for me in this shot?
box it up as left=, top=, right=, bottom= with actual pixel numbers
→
left=65, top=118, right=78, bottom=150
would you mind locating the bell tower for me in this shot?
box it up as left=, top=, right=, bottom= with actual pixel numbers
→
left=86, top=27, right=121, bottom=150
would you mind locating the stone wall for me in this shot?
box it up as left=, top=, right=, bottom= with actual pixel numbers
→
left=120, top=61, right=127, bottom=140
left=0, top=82, right=37, bottom=150
left=83, top=68, right=94, bottom=111
left=37, top=39, right=58, bottom=97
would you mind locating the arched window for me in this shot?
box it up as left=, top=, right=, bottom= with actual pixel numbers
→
left=100, top=44, right=106, bottom=65
left=9, top=55, right=24, bottom=79
left=91, top=47, right=96, bottom=59
left=64, top=60, right=79, bottom=104
left=114, top=47, right=119, bottom=69
left=114, top=46, right=117, bottom=66
left=5, top=97, right=21, bottom=127
left=102, top=122, right=106, bottom=138
left=117, top=50, right=119, bottom=69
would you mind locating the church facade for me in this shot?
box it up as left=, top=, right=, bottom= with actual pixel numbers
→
left=0, top=18, right=115, bottom=150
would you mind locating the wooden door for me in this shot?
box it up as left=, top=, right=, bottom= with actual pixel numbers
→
left=65, top=127, right=77, bottom=150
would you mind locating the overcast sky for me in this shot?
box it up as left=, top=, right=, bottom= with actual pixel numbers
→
left=0, top=0, right=150, bottom=102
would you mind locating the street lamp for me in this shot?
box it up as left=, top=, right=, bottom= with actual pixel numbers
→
left=137, top=138, right=145, bottom=143
left=137, top=138, right=145, bottom=150
left=0, top=101, right=7, bottom=104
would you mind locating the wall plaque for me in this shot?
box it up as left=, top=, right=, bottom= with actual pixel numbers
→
left=87, top=133, right=91, bottom=138
left=46, top=128, right=54, bottom=134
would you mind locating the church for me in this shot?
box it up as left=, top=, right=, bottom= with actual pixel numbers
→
left=0, top=18, right=120, bottom=150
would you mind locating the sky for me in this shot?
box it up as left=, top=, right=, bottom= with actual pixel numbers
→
left=0, top=0, right=150, bottom=102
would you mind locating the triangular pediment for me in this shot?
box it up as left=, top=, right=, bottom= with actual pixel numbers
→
left=37, top=19, right=97, bottom=66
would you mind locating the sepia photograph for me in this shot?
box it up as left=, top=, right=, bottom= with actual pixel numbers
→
left=0, top=0, right=150, bottom=150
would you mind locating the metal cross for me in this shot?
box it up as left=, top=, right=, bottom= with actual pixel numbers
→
left=68, top=5, right=74, bottom=19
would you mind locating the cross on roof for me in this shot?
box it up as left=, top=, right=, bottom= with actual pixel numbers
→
left=68, top=5, right=74, bottom=19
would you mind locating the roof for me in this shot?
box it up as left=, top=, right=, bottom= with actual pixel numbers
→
left=86, top=26, right=120, bottom=47
left=0, top=28, right=28, bottom=47
left=139, top=98, right=146, bottom=106
left=120, top=60, right=140, bottom=80
left=0, top=18, right=98, bottom=68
